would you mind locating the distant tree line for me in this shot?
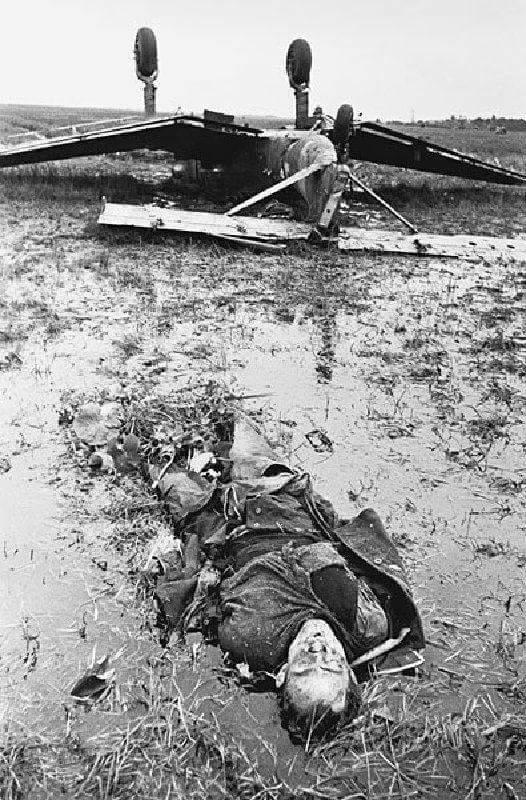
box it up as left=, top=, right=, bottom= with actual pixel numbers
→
left=469, top=116, right=526, bottom=131
left=387, top=116, right=526, bottom=132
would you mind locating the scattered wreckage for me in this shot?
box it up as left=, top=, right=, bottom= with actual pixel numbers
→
left=2, top=31, right=526, bottom=261
left=98, top=195, right=526, bottom=261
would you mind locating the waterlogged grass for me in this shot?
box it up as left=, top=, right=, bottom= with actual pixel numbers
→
left=4, top=675, right=526, bottom=798
left=2, top=241, right=525, bottom=798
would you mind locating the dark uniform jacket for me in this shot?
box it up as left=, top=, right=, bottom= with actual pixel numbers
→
left=153, top=418, right=425, bottom=673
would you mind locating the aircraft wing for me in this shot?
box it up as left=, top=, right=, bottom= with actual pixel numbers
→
left=0, top=115, right=262, bottom=169
left=350, top=122, right=526, bottom=185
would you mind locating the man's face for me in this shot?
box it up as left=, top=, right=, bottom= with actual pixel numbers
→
left=283, top=619, right=353, bottom=713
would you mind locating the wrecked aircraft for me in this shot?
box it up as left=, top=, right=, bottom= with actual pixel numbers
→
left=2, top=30, right=526, bottom=257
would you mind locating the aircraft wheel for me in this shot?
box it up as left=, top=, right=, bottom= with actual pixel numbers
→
left=286, top=39, right=312, bottom=88
left=135, top=27, right=158, bottom=78
left=333, top=104, right=354, bottom=147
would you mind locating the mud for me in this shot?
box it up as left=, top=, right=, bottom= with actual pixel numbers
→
left=1, top=182, right=526, bottom=795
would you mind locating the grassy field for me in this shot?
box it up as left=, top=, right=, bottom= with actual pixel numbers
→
left=0, top=104, right=142, bottom=140
left=391, top=124, right=526, bottom=160
left=0, top=103, right=294, bottom=141
left=1, top=106, right=526, bottom=800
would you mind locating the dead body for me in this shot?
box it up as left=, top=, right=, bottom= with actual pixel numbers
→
left=153, top=418, right=424, bottom=740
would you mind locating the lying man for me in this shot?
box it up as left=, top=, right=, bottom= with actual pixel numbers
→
left=152, top=417, right=424, bottom=743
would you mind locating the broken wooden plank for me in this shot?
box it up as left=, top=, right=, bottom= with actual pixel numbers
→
left=98, top=201, right=312, bottom=243
left=214, top=235, right=286, bottom=252
left=225, top=161, right=328, bottom=216
left=338, top=227, right=526, bottom=262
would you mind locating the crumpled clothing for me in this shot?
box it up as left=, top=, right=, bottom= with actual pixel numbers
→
left=217, top=540, right=390, bottom=672
left=218, top=543, right=345, bottom=672
left=150, top=414, right=425, bottom=668
left=355, top=578, right=389, bottom=649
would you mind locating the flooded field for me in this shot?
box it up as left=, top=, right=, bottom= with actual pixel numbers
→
left=1, top=160, right=526, bottom=798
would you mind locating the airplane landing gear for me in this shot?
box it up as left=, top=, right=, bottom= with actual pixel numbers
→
left=332, top=104, right=354, bottom=160
left=135, top=28, right=158, bottom=79
left=134, top=27, right=158, bottom=116
left=286, top=39, right=312, bottom=131
left=285, top=39, right=312, bottom=87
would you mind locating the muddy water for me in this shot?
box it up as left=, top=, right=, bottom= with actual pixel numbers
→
left=232, top=261, right=526, bottom=703
left=159, top=249, right=526, bottom=711
left=1, top=200, right=525, bottom=771
left=0, top=321, right=158, bottom=740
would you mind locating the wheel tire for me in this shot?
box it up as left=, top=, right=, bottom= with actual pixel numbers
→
left=333, top=104, right=354, bottom=147
left=135, top=27, right=158, bottom=78
left=286, top=39, right=312, bottom=88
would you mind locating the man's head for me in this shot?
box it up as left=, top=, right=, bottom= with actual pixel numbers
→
left=276, top=619, right=361, bottom=743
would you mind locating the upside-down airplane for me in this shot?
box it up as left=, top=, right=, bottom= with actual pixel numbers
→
left=1, top=29, right=526, bottom=232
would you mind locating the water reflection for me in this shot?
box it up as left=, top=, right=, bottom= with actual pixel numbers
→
left=313, top=303, right=337, bottom=383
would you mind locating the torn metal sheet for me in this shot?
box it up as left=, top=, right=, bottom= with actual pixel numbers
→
left=98, top=201, right=312, bottom=245
left=338, top=227, right=526, bottom=262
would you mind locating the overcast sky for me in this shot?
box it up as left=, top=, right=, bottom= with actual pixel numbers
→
left=1, top=0, right=525, bottom=120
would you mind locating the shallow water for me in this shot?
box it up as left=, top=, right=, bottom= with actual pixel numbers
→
left=1, top=198, right=525, bottom=785
left=0, top=325, right=155, bottom=740
left=157, top=247, right=526, bottom=710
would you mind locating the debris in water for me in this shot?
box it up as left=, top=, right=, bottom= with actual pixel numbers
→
left=58, top=405, right=74, bottom=426
left=474, top=538, right=510, bottom=557
left=235, top=662, right=253, bottom=680
left=0, top=457, right=12, bottom=474
left=88, top=451, right=115, bottom=472
left=0, top=351, right=22, bottom=370
left=71, top=648, right=123, bottom=702
left=72, top=402, right=120, bottom=447
left=305, top=428, right=333, bottom=453
left=143, top=529, right=181, bottom=573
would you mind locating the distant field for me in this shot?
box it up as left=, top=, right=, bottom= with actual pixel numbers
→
left=358, top=124, right=526, bottom=197
left=234, top=115, right=294, bottom=129
left=0, top=104, right=144, bottom=140
left=0, top=103, right=294, bottom=141
left=2, top=102, right=525, bottom=156
left=390, top=123, right=526, bottom=160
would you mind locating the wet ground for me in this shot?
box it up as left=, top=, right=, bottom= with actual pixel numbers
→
left=1, top=178, right=526, bottom=797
